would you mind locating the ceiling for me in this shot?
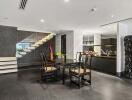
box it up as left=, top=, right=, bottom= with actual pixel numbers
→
left=0, top=0, right=132, bottom=33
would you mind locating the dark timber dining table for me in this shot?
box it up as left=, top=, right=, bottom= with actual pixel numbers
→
left=55, top=59, right=75, bottom=84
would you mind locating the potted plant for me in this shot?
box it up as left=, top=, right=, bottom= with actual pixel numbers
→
left=56, top=51, right=64, bottom=59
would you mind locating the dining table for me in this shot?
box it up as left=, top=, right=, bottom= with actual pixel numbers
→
left=55, top=59, right=75, bottom=84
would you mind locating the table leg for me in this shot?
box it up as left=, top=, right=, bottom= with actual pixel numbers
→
left=62, top=67, right=65, bottom=84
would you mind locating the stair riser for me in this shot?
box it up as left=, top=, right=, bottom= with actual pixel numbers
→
left=32, top=45, right=39, bottom=47
left=0, top=69, right=17, bottom=74
left=0, top=65, right=17, bottom=70
left=0, top=61, right=17, bottom=66
left=28, top=47, right=35, bottom=50
left=20, top=52, right=26, bottom=55
left=24, top=50, right=31, bottom=52
left=0, top=57, right=16, bottom=62
left=17, top=55, right=22, bottom=58
left=36, top=43, right=43, bottom=45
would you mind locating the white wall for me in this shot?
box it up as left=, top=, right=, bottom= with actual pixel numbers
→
left=117, top=23, right=127, bottom=73
left=55, top=31, right=74, bottom=59
left=126, top=24, right=132, bottom=35
left=55, top=34, right=61, bottom=54
left=94, top=34, right=101, bottom=56
left=73, top=30, right=83, bottom=59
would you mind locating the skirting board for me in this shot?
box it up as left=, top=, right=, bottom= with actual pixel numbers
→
left=18, top=62, right=41, bottom=68
left=116, top=72, right=125, bottom=77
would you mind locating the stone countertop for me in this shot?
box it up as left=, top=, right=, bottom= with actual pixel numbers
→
left=93, top=56, right=116, bottom=59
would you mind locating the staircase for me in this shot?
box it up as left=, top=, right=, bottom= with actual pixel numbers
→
left=17, top=33, right=55, bottom=58
left=0, top=33, right=55, bottom=74
left=0, top=57, right=17, bottom=74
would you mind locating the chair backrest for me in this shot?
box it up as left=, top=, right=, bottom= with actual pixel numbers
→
left=40, top=52, right=48, bottom=70
left=85, top=54, right=92, bottom=68
left=40, top=53, right=44, bottom=67
left=76, top=52, right=82, bottom=62
left=81, top=53, right=87, bottom=63
left=74, top=53, right=92, bottom=73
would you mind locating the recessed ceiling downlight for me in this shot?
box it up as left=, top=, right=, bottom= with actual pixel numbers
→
left=64, top=0, right=70, bottom=3
left=111, top=14, right=115, bottom=18
left=40, top=19, right=45, bottom=23
left=91, top=7, right=97, bottom=12
left=88, top=7, right=97, bottom=13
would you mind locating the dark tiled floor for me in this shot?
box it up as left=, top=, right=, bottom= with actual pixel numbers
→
left=0, top=70, right=132, bottom=100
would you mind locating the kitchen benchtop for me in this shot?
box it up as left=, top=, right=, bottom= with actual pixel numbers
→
left=93, top=56, right=116, bottom=59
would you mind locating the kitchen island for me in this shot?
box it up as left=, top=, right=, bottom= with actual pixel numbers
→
left=91, top=56, right=116, bottom=75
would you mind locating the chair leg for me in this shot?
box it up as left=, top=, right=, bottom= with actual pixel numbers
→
left=78, top=77, right=82, bottom=88
left=56, top=70, right=59, bottom=80
left=70, top=73, right=72, bottom=86
left=81, top=75, right=84, bottom=84
left=41, top=71, right=43, bottom=81
left=53, top=70, right=58, bottom=81
left=89, top=73, right=91, bottom=85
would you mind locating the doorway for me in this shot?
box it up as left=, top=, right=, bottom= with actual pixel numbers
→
left=61, top=35, right=66, bottom=62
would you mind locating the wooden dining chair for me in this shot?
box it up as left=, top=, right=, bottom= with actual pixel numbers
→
left=69, top=53, right=92, bottom=88
left=69, top=52, right=83, bottom=68
left=75, top=52, right=82, bottom=63
left=40, top=52, right=59, bottom=81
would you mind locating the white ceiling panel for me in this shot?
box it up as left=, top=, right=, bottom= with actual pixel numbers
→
left=0, top=0, right=132, bottom=32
